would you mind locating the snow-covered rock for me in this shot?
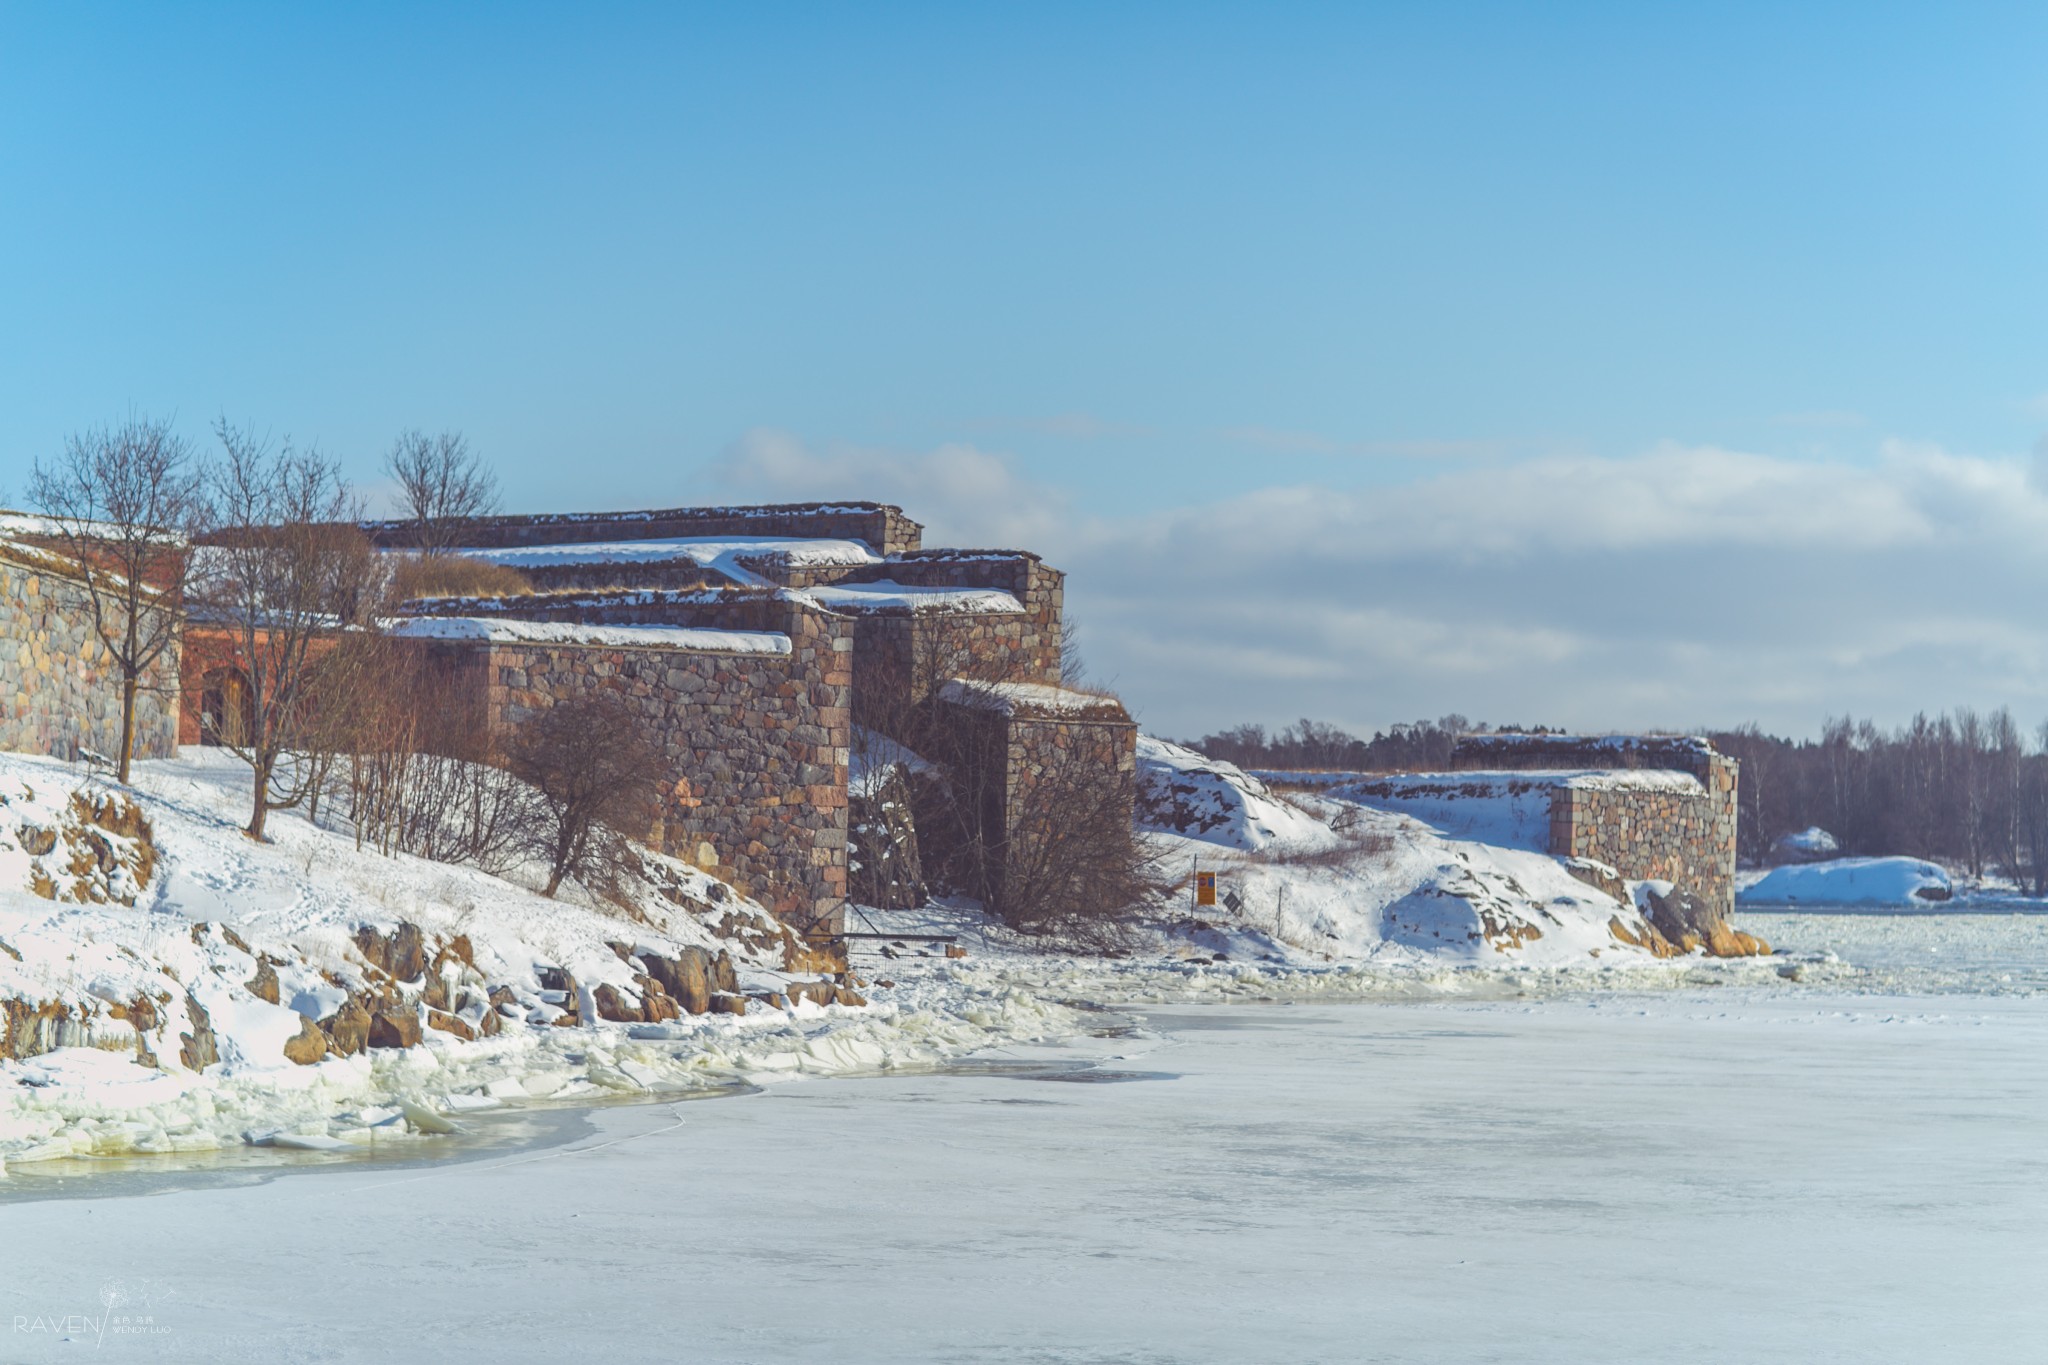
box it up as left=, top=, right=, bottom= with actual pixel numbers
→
left=1135, top=737, right=1335, bottom=854
left=1740, top=856, right=1953, bottom=906
left=1772, top=827, right=1841, bottom=863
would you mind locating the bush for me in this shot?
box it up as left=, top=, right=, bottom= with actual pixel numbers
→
left=390, top=553, right=532, bottom=602
left=507, top=692, right=661, bottom=898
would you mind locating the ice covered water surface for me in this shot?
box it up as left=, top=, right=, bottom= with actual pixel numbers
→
left=1745, top=905, right=2048, bottom=995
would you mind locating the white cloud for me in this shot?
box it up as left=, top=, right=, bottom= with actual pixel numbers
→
left=705, top=431, right=2048, bottom=739
left=1059, top=442, right=2048, bottom=737
left=707, top=428, right=1072, bottom=549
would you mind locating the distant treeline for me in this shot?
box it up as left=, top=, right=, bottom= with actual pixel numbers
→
left=1710, top=714, right=2048, bottom=886
left=1186, top=711, right=2048, bottom=887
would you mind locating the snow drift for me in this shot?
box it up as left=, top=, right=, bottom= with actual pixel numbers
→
left=1740, top=857, right=1954, bottom=906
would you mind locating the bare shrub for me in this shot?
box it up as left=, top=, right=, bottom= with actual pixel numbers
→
left=508, top=692, right=660, bottom=897
left=985, top=740, right=1163, bottom=948
left=1260, top=829, right=1396, bottom=869
left=385, top=430, right=498, bottom=556
left=389, top=553, right=532, bottom=602
left=196, top=421, right=390, bottom=840
left=28, top=415, right=206, bottom=780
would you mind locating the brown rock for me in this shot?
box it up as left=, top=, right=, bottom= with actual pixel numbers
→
left=709, top=992, right=746, bottom=1016
left=834, top=987, right=868, bottom=1008
left=593, top=983, right=643, bottom=1023
left=246, top=957, right=280, bottom=1005
left=426, top=1008, right=476, bottom=1042
left=537, top=967, right=581, bottom=1025
left=368, top=1007, right=423, bottom=1049
left=355, top=922, right=427, bottom=982
left=179, top=994, right=218, bottom=1072
left=711, top=949, right=739, bottom=994
left=323, top=998, right=372, bottom=1056
left=642, top=950, right=712, bottom=1015
left=283, top=1015, right=328, bottom=1064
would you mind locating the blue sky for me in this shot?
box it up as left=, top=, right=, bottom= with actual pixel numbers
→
left=3, top=3, right=2045, bottom=738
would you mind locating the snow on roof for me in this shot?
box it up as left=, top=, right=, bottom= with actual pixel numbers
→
left=803, top=580, right=1025, bottom=616
left=389, top=616, right=791, bottom=655
left=937, top=679, right=1128, bottom=718
left=451, top=536, right=883, bottom=582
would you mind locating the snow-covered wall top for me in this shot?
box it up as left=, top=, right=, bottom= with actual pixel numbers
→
left=804, top=581, right=1026, bottom=616
left=460, top=536, right=880, bottom=567
left=937, top=679, right=1130, bottom=720
left=390, top=617, right=792, bottom=656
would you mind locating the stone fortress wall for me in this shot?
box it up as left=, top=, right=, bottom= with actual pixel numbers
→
left=0, top=549, right=180, bottom=764
left=1452, top=734, right=1740, bottom=916
left=378, top=502, right=1112, bottom=933
left=418, top=620, right=851, bottom=933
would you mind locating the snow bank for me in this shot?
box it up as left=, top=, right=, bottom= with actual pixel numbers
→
left=1119, top=745, right=1683, bottom=971
left=1740, top=857, right=1954, bottom=906
left=389, top=616, right=791, bottom=654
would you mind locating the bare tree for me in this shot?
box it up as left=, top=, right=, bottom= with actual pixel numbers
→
left=508, top=692, right=660, bottom=897
left=385, top=430, right=497, bottom=556
left=27, top=416, right=205, bottom=781
left=197, top=419, right=391, bottom=840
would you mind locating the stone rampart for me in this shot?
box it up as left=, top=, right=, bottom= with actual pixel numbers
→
left=362, top=501, right=923, bottom=557
left=424, top=621, right=850, bottom=933
left=0, top=554, right=180, bottom=763
left=925, top=683, right=1137, bottom=908
left=1448, top=734, right=1739, bottom=916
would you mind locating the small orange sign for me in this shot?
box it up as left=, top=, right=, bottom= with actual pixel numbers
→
left=1195, top=871, right=1217, bottom=907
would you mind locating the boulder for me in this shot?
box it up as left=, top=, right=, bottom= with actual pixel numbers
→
left=593, top=984, right=644, bottom=1023
left=245, top=957, right=280, bottom=1005
left=283, top=1015, right=328, bottom=1064
left=536, top=967, right=581, bottom=1026
left=425, top=1008, right=476, bottom=1042
left=179, top=994, right=218, bottom=1072
left=323, top=998, right=372, bottom=1056
left=355, top=922, right=427, bottom=982
left=368, top=1007, right=423, bottom=1049
left=1562, top=857, right=1627, bottom=903
left=641, top=950, right=711, bottom=1015
left=1642, top=885, right=1771, bottom=959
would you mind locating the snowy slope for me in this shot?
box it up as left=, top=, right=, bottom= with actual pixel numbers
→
left=1135, top=737, right=1336, bottom=853
left=1122, top=737, right=1694, bottom=972
left=0, top=751, right=1078, bottom=1166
